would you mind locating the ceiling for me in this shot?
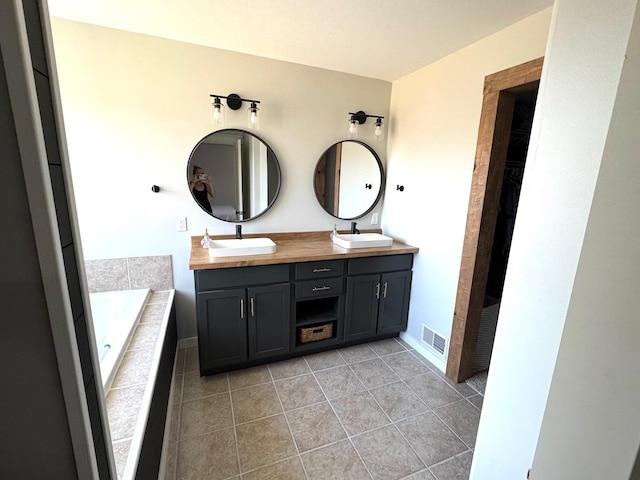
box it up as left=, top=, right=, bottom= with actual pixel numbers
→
left=47, top=0, right=552, bottom=81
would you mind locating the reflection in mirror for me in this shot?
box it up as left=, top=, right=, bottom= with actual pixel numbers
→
left=314, top=140, right=384, bottom=219
left=187, top=129, right=281, bottom=222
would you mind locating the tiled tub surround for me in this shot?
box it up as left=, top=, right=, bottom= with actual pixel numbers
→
left=85, top=255, right=174, bottom=293
left=105, top=289, right=176, bottom=479
left=163, top=338, right=483, bottom=480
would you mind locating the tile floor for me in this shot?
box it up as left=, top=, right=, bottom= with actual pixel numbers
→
left=164, top=338, right=483, bottom=480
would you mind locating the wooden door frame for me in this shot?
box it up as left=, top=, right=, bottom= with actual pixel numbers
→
left=446, top=57, right=543, bottom=383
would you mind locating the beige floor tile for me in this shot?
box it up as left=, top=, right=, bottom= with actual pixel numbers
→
left=184, top=347, right=199, bottom=374
left=404, top=373, right=464, bottom=408
left=301, top=439, right=371, bottom=480
left=182, top=371, right=228, bottom=402
left=404, top=469, right=437, bottom=479
left=173, top=374, right=183, bottom=405
left=231, top=383, right=282, bottom=424
left=434, top=400, right=480, bottom=448
left=350, top=357, right=400, bottom=389
left=368, top=338, right=407, bottom=356
left=433, top=368, right=478, bottom=397
left=275, top=374, right=326, bottom=410
left=228, top=364, right=271, bottom=390
left=180, top=392, right=233, bottom=438
left=430, top=451, right=474, bottom=480
left=338, top=343, right=377, bottom=364
left=369, top=381, right=429, bottom=421
left=395, top=412, right=468, bottom=467
left=111, top=347, right=154, bottom=388
left=106, top=384, right=146, bottom=442
left=269, top=357, right=311, bottom=379
left=176, top=427, right=239, bottom=480
left=242, top=457, right=306, bottom=480
left=304, top=349, right=346, bottom=371
left=330, top=391, right=390, bottom=436
left=352, top=425, right=425, bottom=480
left=382, top=351, right=431, bottom=379
left=467, top=394, right=484, bottom=411
left=314, top=365, right=365, bottom=399
left=175, top=348, right=186, bottom=375
left=286, top=402, right=346, bottom=452
left=236, top=414, right=297, bottom=472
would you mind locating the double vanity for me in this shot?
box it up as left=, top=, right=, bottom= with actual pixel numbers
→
left=189, top=231, right=418, bottom=376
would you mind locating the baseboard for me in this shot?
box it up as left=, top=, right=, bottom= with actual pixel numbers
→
left=400, top=331, right=447, bottom=373
left=178, top=336, right=197, bottom=349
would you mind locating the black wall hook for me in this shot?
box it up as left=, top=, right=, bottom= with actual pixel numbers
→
left=151, top=185, right=160, bottom=193
left=365, top=183, right=372, bottom=189
left=396, top=185, right=405, bottom=192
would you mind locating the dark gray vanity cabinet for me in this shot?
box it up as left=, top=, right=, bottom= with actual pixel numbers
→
left=195, top=264, right=290, bottom=375
left=344, top=254, right=413, bottom=342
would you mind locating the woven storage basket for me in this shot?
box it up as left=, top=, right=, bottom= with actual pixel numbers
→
left=299, top=323, right=333, bottom=343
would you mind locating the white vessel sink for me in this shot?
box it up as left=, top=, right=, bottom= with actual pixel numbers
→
left=332, top=233, right=393, bottom=249
left=209, top=238, right=276, bottom=257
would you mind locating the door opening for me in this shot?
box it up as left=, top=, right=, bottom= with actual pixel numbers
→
left=447, top=58, right=543, bottom=382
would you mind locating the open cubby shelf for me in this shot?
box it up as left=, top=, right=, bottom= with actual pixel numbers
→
left=295, top=296, right=339, bottom=325
left=295, top=319, right=338, bottom=348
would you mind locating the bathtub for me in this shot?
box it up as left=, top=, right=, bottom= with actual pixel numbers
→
left=89, top=288, right=150, bottom=388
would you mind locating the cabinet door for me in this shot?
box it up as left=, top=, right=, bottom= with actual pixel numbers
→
left=344, top=274, right=379, bottom=341
left=248, top=283, right=291, bottom=360
left=377, top=271, right=412, bottom=335
left=197, top=289, right=247, bottom=373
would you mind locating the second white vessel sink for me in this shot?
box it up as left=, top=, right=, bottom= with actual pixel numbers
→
left=332, top=233, right=393, bottom=249
left=209, top=238, right=276, bottom=257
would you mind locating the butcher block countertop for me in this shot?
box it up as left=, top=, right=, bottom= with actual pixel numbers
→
left=189, top=230, right=419, bottom=270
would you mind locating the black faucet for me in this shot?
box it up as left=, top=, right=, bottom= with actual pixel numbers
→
left=235, top=225, right=242, bottom=239
left=351, top=222, right=360, bottom=234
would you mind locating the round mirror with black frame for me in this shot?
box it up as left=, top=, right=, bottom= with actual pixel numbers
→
left=313, top=140, right=384, bottom=220
left=187, top=129, right=281, bottom=222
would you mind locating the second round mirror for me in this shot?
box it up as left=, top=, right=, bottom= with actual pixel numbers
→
left=314, top=140, right=384, bottom=219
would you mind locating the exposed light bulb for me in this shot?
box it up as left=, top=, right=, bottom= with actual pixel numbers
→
left=248, top=102, right=259, bottom=129
left=211, top=97, right=224, bottom=126
left=349, top=116, right=358, bottom=138
left=374, top=117, right=384, bottom=141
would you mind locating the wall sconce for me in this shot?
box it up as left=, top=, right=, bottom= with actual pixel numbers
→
left=348, top=110, right=385, bottom=141
left=210, top=93, right=261, bottom=129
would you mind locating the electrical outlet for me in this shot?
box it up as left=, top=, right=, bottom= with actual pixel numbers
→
left=176, top=217, right=187, bottom=232
left=371, top=212, right=379, bottom=225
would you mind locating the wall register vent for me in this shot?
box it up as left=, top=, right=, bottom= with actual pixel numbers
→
left=422, top=324, right=447, bottom=357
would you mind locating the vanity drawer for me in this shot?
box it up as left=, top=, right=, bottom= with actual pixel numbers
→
left=196, top=264, right=289, bottom=291
left=295, top=260, right=344, bottom=280
left=295, top=276, right=343, bottom=299
left=347, top=254, right=413, bottom=275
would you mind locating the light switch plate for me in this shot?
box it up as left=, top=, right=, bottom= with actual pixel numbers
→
left=371, top=212, right=379, bottom=225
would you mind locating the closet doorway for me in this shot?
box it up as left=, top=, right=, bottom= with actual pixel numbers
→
left=446, top=58, right=543, bottom=382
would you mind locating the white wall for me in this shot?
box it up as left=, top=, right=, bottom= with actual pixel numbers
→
left=385, top=9, right=552, bottom=368
left=471, top=0, right=638, bottom=478
left=49, top=18, right=391, bottom=339
left=530, top=2, right=640, bottom=478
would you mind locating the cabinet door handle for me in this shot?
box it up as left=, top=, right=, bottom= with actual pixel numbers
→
left=383, top=282, right=388, bottom=298
left=312, top=268, right=331, bottom=273
left=376, top=283, right=380, bottom=299
left=312, top=286, right=331, bottom=292
left=250, top=297, right=255, bottom=317
left=240, top=298, right=244, bottom=318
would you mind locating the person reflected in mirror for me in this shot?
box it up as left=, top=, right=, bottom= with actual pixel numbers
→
left=189, top=165, right=216, bottom=214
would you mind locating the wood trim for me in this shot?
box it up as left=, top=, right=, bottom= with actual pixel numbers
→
left=447, top=57, right=543, bottom=382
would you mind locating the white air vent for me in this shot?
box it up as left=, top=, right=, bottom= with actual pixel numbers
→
left=422, top=324, right=447, bottom=357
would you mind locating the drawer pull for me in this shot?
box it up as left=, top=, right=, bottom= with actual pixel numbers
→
left=312, top=268, right=332, bottom=273
left=312, top=286, right=331, bottom=292
left=376, top=283, right=380, bottom=299
left=250, top=297, right=255, bottom=317
left=383, top=282, right=388, bottom=298
left=240, top=299, right=244, bottom=318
